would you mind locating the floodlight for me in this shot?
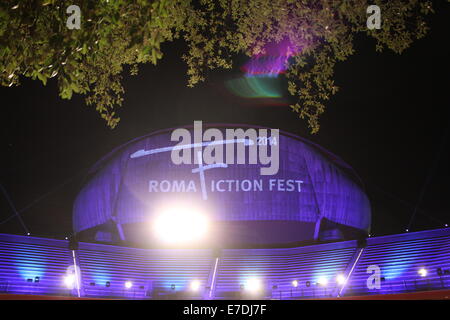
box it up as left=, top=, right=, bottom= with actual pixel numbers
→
left=64, top=275, right=75, bottom=289
left=418, top=268, right=427, bottom=277
left=317, top=276, right=328, bottom=286
left=190, top=280, right=200, bottom=291
left=336, top=274, right=346, bottom=285
left=245, top=278, right=261, bottom=293
left=152, top=203, right=209, bottom=244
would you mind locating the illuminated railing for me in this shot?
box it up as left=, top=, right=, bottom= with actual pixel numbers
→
left=214, top=241, right=358, bottom=299
left=343, top=229, right=450, bottom=296
left=0, top=228, right=449, bottom=299
left=76, top=242, right=213, bottom=299
left=0, top=234, right=73, bottom=296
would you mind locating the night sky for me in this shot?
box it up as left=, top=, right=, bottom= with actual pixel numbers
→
left=1, top=2, right=449, bottom=240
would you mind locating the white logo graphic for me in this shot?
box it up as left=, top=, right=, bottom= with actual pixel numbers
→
left=66, top=5, right=81, bottom=30
left=366, top=5, right=381, bottom=30
left=130, top=122, right=300, bottom=201
left=366, top=265, right=382, bottom=289
left=169, top=121, right=279, bottom=176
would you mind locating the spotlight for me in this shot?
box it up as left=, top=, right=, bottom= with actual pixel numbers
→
left=292, top=280, right=298, bottom=288
left=170, top=284, right=176, bottom=290
left=336, top=274, right=346, bottom=285
left=34, top=276, right=40, bottom=283
left=125, top=281, right=133, bottom=289
left=105, top=281, right=111, bottom=287
left=26, top=233, right=30, bottom=236
left=64, top=275, right=75, bottom=289
left=245, top=278, right=261, bottom=293
left=317, top=277, right=328, bottom=286
left=190, top=280, right=200, bottom=291
left=445, top=224, right=448, bottom=227
left=152, top=203, right=209, bottom=244
left=405, top=229, right=409, bottom=232
left=305, top=281, right=311, bottom=287
left=418, top=268, right=427, bottom=277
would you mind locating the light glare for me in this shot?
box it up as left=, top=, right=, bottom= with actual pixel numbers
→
left=245, top=278, right=262, bottom=293
left=190, top=280, right=200, bottom=291
left=125, top=281, right=133, bottom=289
left=317, top=276, right=328, bottom=286
left=152, top=204, right=209, bottom=244
left=64, top=274, right=75, bottom=289
left=418, top=268, right=427, bottom=277
left=336, top=274, right=346, bottom=285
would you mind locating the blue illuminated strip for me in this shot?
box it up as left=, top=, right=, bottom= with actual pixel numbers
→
left=0, top=229, right=449, bottom=299
left=345, top=230, right=450, bottom=296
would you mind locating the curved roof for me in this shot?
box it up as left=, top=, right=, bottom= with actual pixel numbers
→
left=73, top=124, right=371, bottom=239
left=87, top=123, right=364, bottom=186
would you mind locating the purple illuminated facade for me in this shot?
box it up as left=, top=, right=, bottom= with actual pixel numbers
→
left=0, top=228, right=449, bottom=299
left=1, top=126, right=447, bottom=300
left=73, top=124, right=371, bottom=246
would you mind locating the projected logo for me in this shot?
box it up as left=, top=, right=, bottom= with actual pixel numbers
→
left=130, top=121, right=304, bottom=201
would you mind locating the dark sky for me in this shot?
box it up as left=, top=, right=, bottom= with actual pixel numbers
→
left=1, top=3, right=449, bottom=240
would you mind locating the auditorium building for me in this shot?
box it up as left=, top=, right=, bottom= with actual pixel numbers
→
left=0, top=124, right=449, bottom=299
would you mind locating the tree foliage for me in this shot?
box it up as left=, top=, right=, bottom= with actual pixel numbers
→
left=0, top=0, right=437, bottom=132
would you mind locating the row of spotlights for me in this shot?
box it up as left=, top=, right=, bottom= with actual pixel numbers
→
left=60, top=267, right=433, bottom=291
left=240, top=274, right=347, bottom=292
left=170, top=280, right=202, bottom=292
left=63, top=269, right=430, bottom=292
left=64, top=277, right=134, bottom=289
left=64, top=279, right=201, bottom=291
left=291, top=274, right=346, bottom=287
